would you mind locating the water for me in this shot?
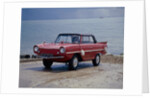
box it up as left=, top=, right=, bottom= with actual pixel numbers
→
left=20, top=17, right=124, bottom=55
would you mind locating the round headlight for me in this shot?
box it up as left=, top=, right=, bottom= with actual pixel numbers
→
left=34, top=46, right=39, bottom=52
left=60, top=47, right=65, bottom=53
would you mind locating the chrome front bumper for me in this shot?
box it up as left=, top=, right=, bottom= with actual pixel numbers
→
left=39, top=54, right=64, bottom=59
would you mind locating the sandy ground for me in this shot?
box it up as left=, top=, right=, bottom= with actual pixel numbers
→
left=19, top=59, right=123, bottom=88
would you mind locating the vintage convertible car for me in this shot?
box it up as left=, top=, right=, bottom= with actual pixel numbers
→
left=33, top=33, right=107, bottom=70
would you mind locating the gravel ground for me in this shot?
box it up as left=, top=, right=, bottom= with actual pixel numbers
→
left=19, top=60, right=123, bottom=89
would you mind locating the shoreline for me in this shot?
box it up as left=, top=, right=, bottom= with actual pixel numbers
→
left=19, top=57, right=123, bottom=88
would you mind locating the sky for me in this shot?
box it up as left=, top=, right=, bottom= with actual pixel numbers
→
left=22, top=7, right=124, bottom=20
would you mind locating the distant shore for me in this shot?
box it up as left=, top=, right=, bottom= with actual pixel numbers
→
left=101, top=54, right=123, bottom=64
left=20, top=54, right=123, bottom=64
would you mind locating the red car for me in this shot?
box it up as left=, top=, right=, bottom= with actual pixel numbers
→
left=33, top=33, right=107, bottom=70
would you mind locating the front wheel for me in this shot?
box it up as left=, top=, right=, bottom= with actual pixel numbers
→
left=92, top=54, right=100, bottom=66
left=43, top=59, right=53, bottom=69
left=69, top=55, right=79, bottom=70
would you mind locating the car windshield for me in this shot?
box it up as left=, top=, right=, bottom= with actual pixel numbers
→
left=55, top=35, right=80, bottom=44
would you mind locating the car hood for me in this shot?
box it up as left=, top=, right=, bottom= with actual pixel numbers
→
left=37, top=43, right=72, bottom=49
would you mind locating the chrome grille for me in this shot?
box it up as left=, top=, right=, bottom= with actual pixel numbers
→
left=40, top=54, right=53, bottom=57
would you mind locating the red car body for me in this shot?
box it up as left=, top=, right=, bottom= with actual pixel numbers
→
left=33, top=33, right=107, bottom=70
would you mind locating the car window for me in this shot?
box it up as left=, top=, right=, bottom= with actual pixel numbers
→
left=72, top=35, right=80, bottom=44
left=82, top=36, right=94, bottom=44
left=55, top=35, right=72, bottom=43
left=89, top=36, right=94, bottom=43
left=55, top=35, right=80, bottom=44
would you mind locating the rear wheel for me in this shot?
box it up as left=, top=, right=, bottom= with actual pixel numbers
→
left=92, top=54, right=100, bottom=66
left=43, top=59, right=53, bottom=69
left=69, top=55, right=79, bottom=70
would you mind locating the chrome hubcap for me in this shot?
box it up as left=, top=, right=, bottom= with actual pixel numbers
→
left=73, top=57, right=78, bottom=68
left=96, top=55, right=100, bottom=64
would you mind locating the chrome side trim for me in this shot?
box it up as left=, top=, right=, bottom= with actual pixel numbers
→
left=85, top=49, right=104, bottom=52
left=66, top=51, right=81, bottom=54
left=66, top=49, right=104, bottom=54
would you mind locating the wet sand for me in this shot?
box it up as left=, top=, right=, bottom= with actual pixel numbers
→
left=19, top=57, right=123, bottom=88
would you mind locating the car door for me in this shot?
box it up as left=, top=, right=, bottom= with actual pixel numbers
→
left=88, top=36, right=98, bottom=59
left=80, top=35, right=94, bottom=60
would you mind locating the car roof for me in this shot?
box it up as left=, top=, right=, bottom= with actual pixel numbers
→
left=59, top=33, right=93, bottom=36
